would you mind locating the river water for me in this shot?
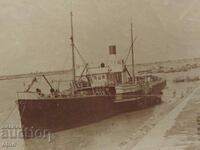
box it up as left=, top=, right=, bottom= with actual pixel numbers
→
left=0, top=65, right=200, bottom=150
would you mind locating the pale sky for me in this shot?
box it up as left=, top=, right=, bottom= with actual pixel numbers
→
left=0, top=0, right=200, bottom=75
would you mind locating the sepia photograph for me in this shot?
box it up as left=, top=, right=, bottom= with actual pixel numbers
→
left=0, top=0, right=200, bottom=149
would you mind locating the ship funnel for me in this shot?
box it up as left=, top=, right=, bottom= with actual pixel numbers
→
left=108, top=45, right=118, bottom=66
left=109, top=45, right=116, bottom=55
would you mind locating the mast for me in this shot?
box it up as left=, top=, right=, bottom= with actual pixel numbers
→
left=70, top=12, right=76, bottom=82
left=131, top=23, right=135, bottom=83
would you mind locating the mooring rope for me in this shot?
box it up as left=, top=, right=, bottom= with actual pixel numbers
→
left=0, top=103, right=17, bottom=126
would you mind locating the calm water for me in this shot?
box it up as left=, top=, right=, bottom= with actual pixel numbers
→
left=0, top=64, right=200, bottom=150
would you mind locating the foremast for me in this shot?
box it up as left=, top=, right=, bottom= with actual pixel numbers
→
left=131, top=23, right=135, bottom=83
left=70, top=12, right=76, bottom=83
left=70, top=12, right=76, bottom=95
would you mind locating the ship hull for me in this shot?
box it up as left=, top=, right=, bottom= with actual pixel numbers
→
left=18, top=80, right=166, bottom=138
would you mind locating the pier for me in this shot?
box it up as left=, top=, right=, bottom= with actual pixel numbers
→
left=133, top=85, right=200, bottom=150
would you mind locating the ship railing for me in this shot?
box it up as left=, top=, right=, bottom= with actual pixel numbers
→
left=16, top=91, right=41, bottom=100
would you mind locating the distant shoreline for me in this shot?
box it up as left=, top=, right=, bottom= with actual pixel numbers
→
left=134, top=57, right=200, bottom=67
left=0, top=69, right=72, bottom=80
left=1, top=57, right=200, bottom=80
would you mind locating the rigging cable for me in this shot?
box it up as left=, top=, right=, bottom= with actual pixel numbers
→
left=125, top=36, right=137, bottom=64
left=74, top=44, right=86, bottom=65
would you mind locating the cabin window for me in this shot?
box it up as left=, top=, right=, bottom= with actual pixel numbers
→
left=98, top=76, right=101, bottom=80
left=93, top=75, right=97, bottom=80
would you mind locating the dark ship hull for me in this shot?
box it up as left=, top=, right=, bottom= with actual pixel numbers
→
left=17, top=80, right=166, bottom=138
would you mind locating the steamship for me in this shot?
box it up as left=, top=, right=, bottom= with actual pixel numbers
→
left=17, top=12, right=166, bottom=138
